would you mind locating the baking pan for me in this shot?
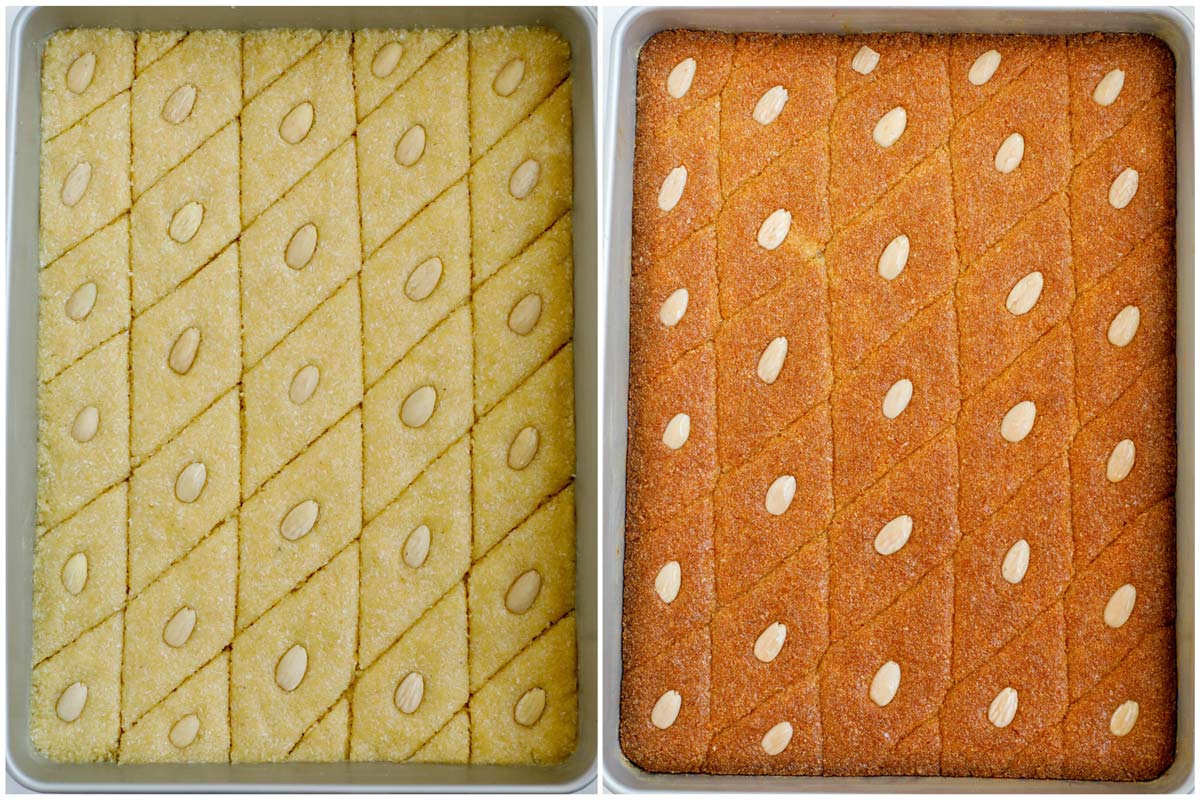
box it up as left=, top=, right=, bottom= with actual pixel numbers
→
left=6, top=5, right=597, bottom=792
left=601, top=5, right=1193, bottom=793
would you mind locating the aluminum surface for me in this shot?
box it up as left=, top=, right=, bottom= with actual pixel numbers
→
left=601, top=6, right=1194, bottom=794
left=6, top=5, right=598, bottom=792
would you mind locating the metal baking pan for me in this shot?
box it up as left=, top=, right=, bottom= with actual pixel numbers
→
left=6, top=4, right=597, bottom=792
left=601, top=5, right=1194, bottom=793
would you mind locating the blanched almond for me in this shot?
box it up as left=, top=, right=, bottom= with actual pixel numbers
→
left=658, top=166, right=687, bottom=211
left=493, top=57, right=525, bottom=97
left=285, top=223, right=318, bottom=270
left=1104, top=583, right=1137, bottom=629
left=163, top=606, right=197, bottom=648
left=874, top=514, right=913, bottom=556
left=651, top=690, right=681, bottom=729
left=757, top=209, right=791, bottom=250
left=61, top=552, right=88, bottom=595
left=175, top=462, right=207, bottom=503
left=168, top=201, right=204, bottom=243
left=65, top=281, right=97, bottom=321
left=761, top=721, right=794, bottom=755
left=169, top=326, right=201, bottom=375
left=508, top=426, right=540, bottom=469
left=765, top=475, right=796, bottom=516
left=659, top=288, right=688, bottom=327
left=989, top=687, right=1018, bottom=728
left=878, top=234, right=909, bottom=281
left=873, top=106, right=907, bottom=148
left=1109, top=168, right=1139, bottom=209
left=514, top=687, right=547, bottom=726
left=56, top=682, right=87, bottom=722
left=969, top=49, right=1002, bottom=86
left=654, top=560, right=681, bottom=604
left=757, top=337, right=788, bottom=385
left=1006, top=271, right=1044, bottom=316
left=279, top=101, right=314, bottom=144
left=882, top=378, right=912, bottom=420
left=162, top=84, right=197, bottom=124
left=66, top=52, right=96, bottom=94
left=169, top=713, right=201, bottom=749
left=666, top=58, right=696, bottom=98
left=289, top=364, right=320, bottom=405
left=851, top=45, right=880, bottom=75
left=404, top=257, right=442, bottom=301
left=1002, top=539, right=1030, bottom=585
left=1107, top=305, right=1140, bottom=347
left=754, top=622, right=787, bottom=664
left=870, top=660, right=901, bottom=707
left=371, top=41, right=403, bottom=78
left=394, top=672, right=424, bottom=713
left=662, top=413, right=691, bottom=450
left=61, top=161, right=92, bottom=207
left=71, top=405, right=99, bottom=443
left=1001, top=400, right=1036, bottom=443
left=1106, top=439, right=1136, bottom=483
left=275, top=644, right=307, bottom=691
left=403, top=524, right=431, bottom=569
left=400, top=385, right=437, bottom=428
left=1110, top=700, right=1139, bottom=736
left=1093, top=68, right=1126, bottom=107
left=395, top=124, right=426, bottom=166
left=994, top=132, right=1025, bottom=174
left=280, top=499, right=319, bottom=541
left=509, top=158, right=541, bottom=199
left=505, top=569, right=542, bottom=614
left=508, top=293, right=543, bottom=335
left=753, top=85, right=788, bottom=126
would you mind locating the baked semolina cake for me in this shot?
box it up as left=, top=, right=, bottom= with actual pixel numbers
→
left=623, top=30, right=1177, bottom=781
left=34, top=26, right=576, bottom=765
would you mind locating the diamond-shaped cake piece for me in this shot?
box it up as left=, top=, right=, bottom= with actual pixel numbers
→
left=957, top=324, right=1076, bottom=533
left=38, top=216, right=129, bottom=383
left=358, top=34, right=468, bottom=256
left=40, top=91, right=131, bottom=267
left=832, top=295, right=960, bottom=507
left=949, top=34, right=1050, bottom=119
left=820, top=563, right=953, bottom=776
left=130, top=120, right=238, bottom=312
left=411, top=709, right=469, bottom=763
left=625, top=344, right=715, bottom=536
left=1071, top=226, right=1176, bottom=424
left=469, top=484, right=574, bottom=691
left=289, top=697, right=348, bottom=762
left=711, top=536, right=827, bottom=730
left=628, top=225, right=718, bottom=394
left=362, top=179, right=469, bottom=386
left=716, top=129, right=830, bottom=318
left=135, top=30, right=185, bottom=75
left=470, top=27, right=571, bottom=160
left=119, top=652, right=229, bottom=764
left=41, top=28, right=134, bottom=140
left=719, top=35, right=836, bottom=196
left=350, top=582, right=468, bottom=762
left=231, top=544, right=358, bottom=762
left=716, top=260, right=831, bottom=471
left=829, top=430, right=959, bottom=641
left=131, top=242, right=240, bottom=459
left=360, top=436, right=469, bottom=668
left=952, top=457, right=1072, bottom=680
left=1066, top=497, right=1174, bottom=701
left=1070, top=356, right=1175, bottom=559
left=1068, top=33, right=1176, bottom=164
left=631, top=96, right=721, bottom=265
left=37, top=331, right=129, bottom=530
left=714, top=402, right=832, bottom=603
left=363, top=305, right=472, bottom=520
left=471, top=613, right=577, bottom=764
left=473, top=214, right=573, bottom=415
left=636, top=30, right=734, bottom=120
left=708, top=673, right=821, bottom=775
left=835, top=33, right=925, bottom=98
left=122, top=519, right=236, bottom=728
left=128, top=388, right=238, bottom=594
left=619, top=625, right=711, bottom=774
left=131, top=30, right=241, bottom=196
left=950, top=41, right=1071, bottom=266
left=241, top=33, right=354, bottom=226
left=30, top=611, right=122, bottom=763
left=827, top=149, right=957, bottom=376
left=941, top=603, right=1068, bottom=777
left=1069, top=91, right=1175, bottom=289
left=471, top=79, right=572, bottom=282
left=1061, top=626, right=1175, bottom=781
left=472, top=344, right=574, bottom=558
left=956, top=194, right=1073, bottom=397
left=33, top=483, right=125, bottom=664
left=353, top=28, right=454, bottom=121
left=621, top=497, right=714, bottom=674
left=243, top=279, right=362, bottom=498
left=241, top=138, right=361, bottom=368
left=238, top=410, right=362, bottom=631
left=829, top=47, right=952, bottom=226
left=243, top=29, right=324, bottom=103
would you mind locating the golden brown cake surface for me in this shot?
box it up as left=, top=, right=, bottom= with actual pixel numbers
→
left=623, top=29, right=1177, bottom=781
